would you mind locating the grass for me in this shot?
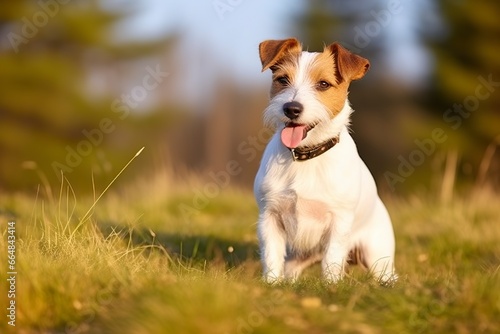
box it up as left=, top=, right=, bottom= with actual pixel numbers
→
left=1, top=166, right=499, bottom=334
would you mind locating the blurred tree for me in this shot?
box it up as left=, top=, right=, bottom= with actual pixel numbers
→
left=292, top=1, right=343, bottom=51
left=0, top=0, right=177, bottom=193
left=292, top=0, right=390, bottom=67
left=425, top=0, right=500, bottom=188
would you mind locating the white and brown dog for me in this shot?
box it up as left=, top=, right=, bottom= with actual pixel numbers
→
left=254, top=38, right=397, bottom=284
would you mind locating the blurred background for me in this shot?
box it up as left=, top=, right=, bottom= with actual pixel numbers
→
left=0, top=0, right=499, bottom=197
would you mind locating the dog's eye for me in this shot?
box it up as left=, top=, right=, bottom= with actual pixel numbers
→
left=316, top=81, right=332, bottom=91
left=275, top=76, right=290, bottom=86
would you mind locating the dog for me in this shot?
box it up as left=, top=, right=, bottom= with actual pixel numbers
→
left=254, top=38, right=397, bottom=284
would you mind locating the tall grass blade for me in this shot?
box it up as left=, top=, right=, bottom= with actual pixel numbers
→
left=70, top=147, right=145, bottom=240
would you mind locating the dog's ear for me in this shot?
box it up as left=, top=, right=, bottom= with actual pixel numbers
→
left=259, top=38, right=302, bottom=72
left=328, top=43, right=370, bottom=82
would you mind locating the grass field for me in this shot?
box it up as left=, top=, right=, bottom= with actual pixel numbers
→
left=1, top=166, right=499, bottom=334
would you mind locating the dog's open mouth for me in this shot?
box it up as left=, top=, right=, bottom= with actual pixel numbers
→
left=281, top=122, right=316, bottom=149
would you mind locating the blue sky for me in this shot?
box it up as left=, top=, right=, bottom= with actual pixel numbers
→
left=106, top=0, right=435, bottom=104
left=110, top=0, right=303, bottom=79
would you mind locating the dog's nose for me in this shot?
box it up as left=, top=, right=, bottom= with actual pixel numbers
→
left=283, top=101, right=303, bottom=119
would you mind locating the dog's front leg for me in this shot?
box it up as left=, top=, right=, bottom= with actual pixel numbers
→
left=322, top=215, right=353, bottom=283
left=257, top=212, right=286, bottom=283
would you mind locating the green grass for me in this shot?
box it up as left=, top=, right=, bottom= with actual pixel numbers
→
left=1, top=169, right=499, bottom=334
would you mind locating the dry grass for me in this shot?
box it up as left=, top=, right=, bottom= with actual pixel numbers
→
left=0, top=165, right=499, bottom=333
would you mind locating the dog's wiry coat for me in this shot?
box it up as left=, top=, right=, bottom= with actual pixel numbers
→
left=254, top=38, right=397, bottom=283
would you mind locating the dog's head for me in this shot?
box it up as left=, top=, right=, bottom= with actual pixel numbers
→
left=259, top=38, right=369, bottom=149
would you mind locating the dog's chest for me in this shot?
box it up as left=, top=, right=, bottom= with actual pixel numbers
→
left=271, top=187, right=333, bottom=252
left=274, top=189, right=331, bottom=221
left=263, top=155, right=337, bottom=225
left=267, top=162, right=334, bottom=251
left=257, top=139, right=356, bottom=251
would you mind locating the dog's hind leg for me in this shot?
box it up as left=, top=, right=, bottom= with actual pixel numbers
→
left=362, top=199, right=398, bottom=284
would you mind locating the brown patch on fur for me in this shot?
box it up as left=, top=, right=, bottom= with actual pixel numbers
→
left=305, top=44, right=370, bottom=117
left=259, top=38, right=302, bottom=72
left=307, top=50, right=350, bottom=117
left=328, top=43, right=370, bottom=83
left=259, top=38, right=302, bottom=98
left=269, top=59, right=298, bottom=97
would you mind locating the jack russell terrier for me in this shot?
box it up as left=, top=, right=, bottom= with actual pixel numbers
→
left=254, top=38, right=397, bottom=284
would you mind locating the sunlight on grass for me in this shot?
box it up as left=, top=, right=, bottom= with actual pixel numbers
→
left=1, top=165, right=499, bottom=333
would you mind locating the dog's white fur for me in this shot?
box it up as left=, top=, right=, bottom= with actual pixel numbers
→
left=254, top=39, right=397, bottom=283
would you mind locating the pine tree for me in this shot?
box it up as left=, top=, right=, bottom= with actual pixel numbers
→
left=425, top=0, right=500, bottom=186
left=0, top=0, right=175, bottom=192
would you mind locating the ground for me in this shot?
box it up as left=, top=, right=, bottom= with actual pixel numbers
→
left=0, top=169, right=499, bottom=334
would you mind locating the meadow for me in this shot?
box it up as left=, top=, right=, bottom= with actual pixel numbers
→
left=1, top=163, right=499, bottom=334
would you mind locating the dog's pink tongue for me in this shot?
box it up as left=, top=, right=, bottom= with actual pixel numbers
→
left=281, top=125, right=307, bottom=149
